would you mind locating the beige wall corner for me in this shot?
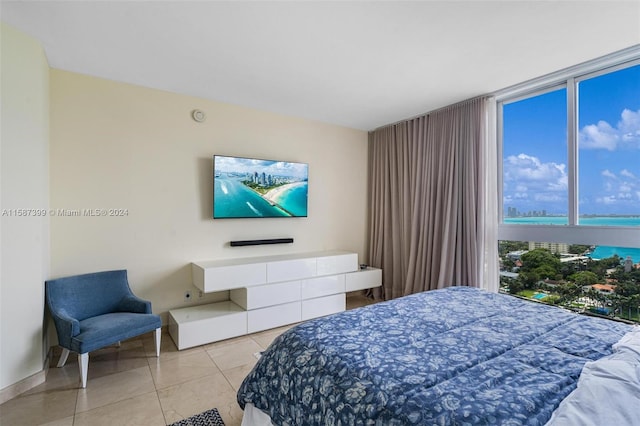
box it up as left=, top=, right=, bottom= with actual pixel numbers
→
left=0, top=23, right=51, bottom=392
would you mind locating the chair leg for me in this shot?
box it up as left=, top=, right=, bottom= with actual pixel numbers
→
left=57, top=348, right=70, bottom=367
left=154, top=328, right=161, bottom=357
left=78, top=353, right=89, bottom=388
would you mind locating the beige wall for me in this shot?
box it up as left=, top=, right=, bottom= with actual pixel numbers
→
left=0, top=23, right=50, bottom=391
left=50, top=70, right=368, bottom=320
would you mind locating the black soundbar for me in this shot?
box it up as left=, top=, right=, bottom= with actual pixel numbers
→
left=230, top=238, right=294, bottom=247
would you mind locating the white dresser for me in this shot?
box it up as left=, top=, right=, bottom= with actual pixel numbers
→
left=168, top=251, right=381, bottom=349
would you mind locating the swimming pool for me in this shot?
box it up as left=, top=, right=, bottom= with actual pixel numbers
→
left=532, top=293, right=547, bottom=300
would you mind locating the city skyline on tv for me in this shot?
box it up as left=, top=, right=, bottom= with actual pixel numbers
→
left=213, top=155, right=308, bottom=219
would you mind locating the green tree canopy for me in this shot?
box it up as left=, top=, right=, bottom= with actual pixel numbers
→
left=568, top=271, right=599, bottom=286
left=615, top=281, right=640, bottom=297
left=518, top=271, right=540, bottom=290
left=598, top=256, right=622, bottom=269
left=533, top=265, right=558, bottom=280
left=498, top=240, right=529, bottom=257
left=568, top=245, right=591, bottom=255
left=520, top=249, right=561, bottom=275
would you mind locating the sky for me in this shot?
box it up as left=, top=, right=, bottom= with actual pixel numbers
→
left=215, top=155, right=308, bottom=179
left=503, top=63, right=640, bottom=216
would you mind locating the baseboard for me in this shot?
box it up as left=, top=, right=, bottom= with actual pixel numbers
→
left=0, top=348, right=51, bottom=404
left=0, top=331, right=163, bottom=404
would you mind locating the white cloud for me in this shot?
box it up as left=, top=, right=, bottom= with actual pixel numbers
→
left=534, top=194, right=563, bottom=202
left=620, top=109, right=640, bottom=142
left=592, top=172, right=640, bottom=209
left=596, top=195, right=618, bottom=205
left=504, top=154, right=567, bottom=190
left=580, top=109, right=640, bottom=151
left=620, top=169, right=636, bottom=179
left=592, top=168, right=639, bottom=214
left=595, top=191, right=637, bottom=205
left=547, top=175, right=568, bottom=191
left=580, top=121, right=618, bottom=150
left=503, top=153, right=567, bottom=210
left=619, top=184, right=632, bottom=193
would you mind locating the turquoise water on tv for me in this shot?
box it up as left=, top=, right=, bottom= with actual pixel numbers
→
left=504, top=216, right=640, bottom=263
left=270, top=182, right=308, bottom=217
left=214, top=177, right=308, bottom=218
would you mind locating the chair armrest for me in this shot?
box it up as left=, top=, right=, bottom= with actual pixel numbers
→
left=51, top=308, right=80, bottom=340
left=118, top=294, right=152, bottom=314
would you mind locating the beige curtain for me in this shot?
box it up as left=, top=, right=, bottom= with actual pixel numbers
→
left=367, top=97, right=490, bottom=300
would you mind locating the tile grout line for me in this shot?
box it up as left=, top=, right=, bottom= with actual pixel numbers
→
left=146, top=348, right=169, bottom=426
left=203, top=347, right=236, bottom=392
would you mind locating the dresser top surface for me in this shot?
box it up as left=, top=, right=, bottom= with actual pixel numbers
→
left=192, top=250, right=355, bottom=268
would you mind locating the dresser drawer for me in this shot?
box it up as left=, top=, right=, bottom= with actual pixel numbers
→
left=168, top=302, right=247, bottom=350
left=316, top=253, right=358, bottom=276
left=267, top=258, right=317, bottom=282
left=301, top=294, right=345, bottom=321
left=301, top=275, right=345, bottom=299
left=247, top=301, right=302, bottom=333
left=230, top=281, right=301, bottom=310
left=345, top=268, right=382, bottom=292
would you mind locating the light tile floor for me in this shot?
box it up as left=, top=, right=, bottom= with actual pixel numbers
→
left=0, top=293, right=376, bottom=426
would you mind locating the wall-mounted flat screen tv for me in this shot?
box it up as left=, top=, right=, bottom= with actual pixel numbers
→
left=213, top=155, right=308, bottom=219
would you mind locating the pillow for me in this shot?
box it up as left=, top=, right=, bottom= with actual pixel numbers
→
left=546, top=327, right=640, bottom=425
left=612, top=325, right=640, bottom=359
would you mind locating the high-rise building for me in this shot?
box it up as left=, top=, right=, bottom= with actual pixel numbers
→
left=624, top=256, right=633, bottom=273
left=528, top=241, right=569, bottom=254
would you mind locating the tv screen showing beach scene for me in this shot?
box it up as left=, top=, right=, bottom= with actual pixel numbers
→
left=213, top=155, right=308, bottom=218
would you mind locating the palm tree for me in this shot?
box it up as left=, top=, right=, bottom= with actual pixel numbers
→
left=585, top=288, right=600, bottom=309
left=632, top=294, right=640, bottom=322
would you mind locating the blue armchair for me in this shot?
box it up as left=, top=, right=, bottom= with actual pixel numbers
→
left=45, top=270, right=161, bottom=388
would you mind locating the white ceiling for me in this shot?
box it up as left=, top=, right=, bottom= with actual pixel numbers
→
left=1, top=1, right=639, bottom=130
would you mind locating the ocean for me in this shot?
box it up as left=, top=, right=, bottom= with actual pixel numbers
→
left=214, top=177, right=290, bottom=218
left=503, top=216, right=640, bottom=227
left=271, top=182, right=308, bottom=217
left=504, top=216, right=640, bottom=263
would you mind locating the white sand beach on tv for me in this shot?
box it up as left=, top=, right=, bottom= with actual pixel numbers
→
left=263, top=182, right=305, bottom=203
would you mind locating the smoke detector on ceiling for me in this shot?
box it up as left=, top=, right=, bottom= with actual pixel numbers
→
left=191, top=109, right=206, bottom=123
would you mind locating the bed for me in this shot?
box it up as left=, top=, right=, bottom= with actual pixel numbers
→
left=237, top=286, right=640, bottom=425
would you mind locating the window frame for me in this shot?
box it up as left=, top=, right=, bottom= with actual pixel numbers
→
left=495, top=46, right=640, bottom=248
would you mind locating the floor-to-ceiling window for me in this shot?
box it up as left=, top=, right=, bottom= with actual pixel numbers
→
left=497, top=51, right=640, bottom=323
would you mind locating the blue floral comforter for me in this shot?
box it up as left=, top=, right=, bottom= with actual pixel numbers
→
left=237, top=287, right=632, bottom=425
